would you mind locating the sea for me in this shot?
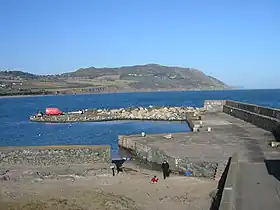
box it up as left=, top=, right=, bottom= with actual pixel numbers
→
left=0, top=89, right=280, bottom=157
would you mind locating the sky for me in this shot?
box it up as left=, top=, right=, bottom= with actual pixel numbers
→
left=0, top=0, right=279, bottom=89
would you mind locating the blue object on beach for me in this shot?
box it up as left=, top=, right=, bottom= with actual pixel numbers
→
left=185, top=171, right=192, bottom=176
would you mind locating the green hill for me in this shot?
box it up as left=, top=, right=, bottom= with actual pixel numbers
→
left=0, top=64, right=229, bottom=96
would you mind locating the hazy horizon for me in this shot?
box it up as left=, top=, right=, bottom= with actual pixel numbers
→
left=1, top=0, right=279, bottom=89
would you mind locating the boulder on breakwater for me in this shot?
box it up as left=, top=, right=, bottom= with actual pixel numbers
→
left=30, top=106, right=205, bottom=123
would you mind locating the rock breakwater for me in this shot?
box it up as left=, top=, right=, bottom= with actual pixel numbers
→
left=30, top=106, right=204, bottom=123
left=0, top=146, right=110, bottom=166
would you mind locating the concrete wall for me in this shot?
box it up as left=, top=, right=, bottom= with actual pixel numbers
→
left=204, top=100, right=226, bottom=112
left=223, top=101, right=280, bottom=138
left=225, top=100, right=280, bottom=120
left=118, top=136, right=218, bottom=178
left=118, top=135, right=175, bottom=167
left=219, top=153, right=239, bottom=210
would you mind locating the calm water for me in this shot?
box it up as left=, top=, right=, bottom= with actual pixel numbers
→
left=0, top=89, right=280, bottom=155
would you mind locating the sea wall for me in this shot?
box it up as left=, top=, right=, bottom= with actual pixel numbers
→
left=219, top=152, right=239, bottom=210
left=225, top=100, right=280, bottom=119
left=223, top=100, right=280, bottom=135
left=204, top=100, right=226, bottom=112
left=0, top=145, right=110, bottom=166
left=118, top=135, right=217, bottom=178
left=30, top=106, right=204, bottom=123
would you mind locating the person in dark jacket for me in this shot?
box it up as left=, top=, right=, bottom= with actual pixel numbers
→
left=111, top=157, right=127, bottom=174
left=161, top=160, right=170, bottom=179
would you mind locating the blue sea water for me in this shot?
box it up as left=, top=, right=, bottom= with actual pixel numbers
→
left=0, top=89, right=279, bottom=155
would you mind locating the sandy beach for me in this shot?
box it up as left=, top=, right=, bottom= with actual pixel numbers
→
left=0, top=162, right=217, bottom=210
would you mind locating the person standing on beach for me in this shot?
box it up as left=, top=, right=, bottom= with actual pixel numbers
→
left=161, top=160, right=169, bottom=180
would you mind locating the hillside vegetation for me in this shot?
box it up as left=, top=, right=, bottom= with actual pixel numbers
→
left=0, top=64, right=229, bottom=96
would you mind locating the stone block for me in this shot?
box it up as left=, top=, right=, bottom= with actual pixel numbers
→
left=204, top=100, right=226, bottom=112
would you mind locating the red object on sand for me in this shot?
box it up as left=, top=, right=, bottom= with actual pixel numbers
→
left=151, top=177, right=159, bottom=183
left=45, top=107, right=62, bottom=115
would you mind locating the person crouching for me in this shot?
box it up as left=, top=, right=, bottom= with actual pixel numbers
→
left=151, top=176, right=159, bottom=183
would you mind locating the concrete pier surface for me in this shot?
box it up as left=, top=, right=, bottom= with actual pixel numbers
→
left=235, top=162, right=280, bottom=210
left=119, top=111, right=278, bottom=178
left=119, top=100, right=280, bottom=209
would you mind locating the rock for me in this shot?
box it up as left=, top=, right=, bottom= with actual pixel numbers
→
left=33, top=178, right=43, bottom=183
left=271, top=141, right=280, bottom=148
left=209, top=189, right=218, bottom=199
left=163, top=134, right=172, bottom=139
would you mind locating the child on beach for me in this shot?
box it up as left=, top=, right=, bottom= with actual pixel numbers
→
left=151, top=176, right=159, bottom=183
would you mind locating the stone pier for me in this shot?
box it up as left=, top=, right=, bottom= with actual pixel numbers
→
left=118, top=100, right=280, bottom=182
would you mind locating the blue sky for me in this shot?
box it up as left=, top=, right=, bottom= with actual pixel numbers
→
left=0, top=0, right=279, bottom=89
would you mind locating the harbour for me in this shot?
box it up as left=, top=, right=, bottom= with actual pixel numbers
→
left=1, top=91, right=280, bottom=209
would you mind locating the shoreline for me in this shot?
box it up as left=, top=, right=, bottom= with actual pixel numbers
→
left=0, top=87, right=232, bottom=99
left=1, top=88, right=279, bottom=100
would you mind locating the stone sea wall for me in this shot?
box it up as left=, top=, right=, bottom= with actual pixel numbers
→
left=223, top=100, right=280, bottom=134
left=0, top=146, right=110, bottom=166
left=118, top=136, right=217, bottom=178
left=30, top=106, right=204, bottom=123
left=225, top=100, right=280, bottom=119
